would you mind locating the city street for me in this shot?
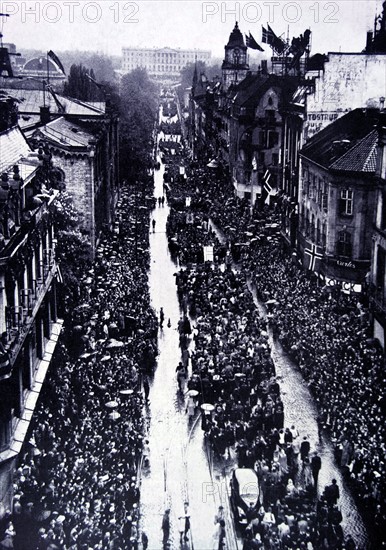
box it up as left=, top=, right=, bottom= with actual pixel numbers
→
left=140, top=137, right=230, bottom=549
left=138, top=118, right=369, bottom=548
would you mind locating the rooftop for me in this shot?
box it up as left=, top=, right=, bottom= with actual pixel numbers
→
left=226, top=22, right=246, bottom=49
left=30, top=117, right=95, bottom=149
left=0, top=125, right=31, bottom=174
left=301, top=108, right=380, bottom=172
left=2, top=89, right=105, bottom=117
left=330, top=130, right=378, bottom=173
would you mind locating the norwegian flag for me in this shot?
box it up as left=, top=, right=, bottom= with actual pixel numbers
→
left=304, top=242, right=323, bottom=271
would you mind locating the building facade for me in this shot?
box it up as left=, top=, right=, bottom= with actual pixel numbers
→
left=369, top=112, right=386, bottom=347
left=0, top=101, right=62, bottom=515
left=299, top=109, right=380, bottom=292
left=5, top=89, right=120, bottom=258
left=229, top=73, right=298, bottom=204
left=121, top=47, right=211, bottom=80
left=28, top=114, right=119, bottom=258
left=304, top=52, right=386, bottom=141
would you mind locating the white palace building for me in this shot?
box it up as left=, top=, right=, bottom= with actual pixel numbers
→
left=121, top=47, right=211, bottom=80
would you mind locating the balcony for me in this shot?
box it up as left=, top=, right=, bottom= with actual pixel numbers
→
left=3, top=255, right=57, bottom=373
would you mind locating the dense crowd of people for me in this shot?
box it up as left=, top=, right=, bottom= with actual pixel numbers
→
left=0, top=180, right=158, bottom=549
left=1, top=95, right=384, bottom=549
left=170, top=246, right=351, bottom=548
left=163, top=132, right=384, bottom=547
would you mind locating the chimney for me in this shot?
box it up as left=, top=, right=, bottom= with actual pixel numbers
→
left=366, top=31, right=373, bottom=52
left=261, top=60, right=268, bottom=75
left=40, top=106, right=51, bottom=125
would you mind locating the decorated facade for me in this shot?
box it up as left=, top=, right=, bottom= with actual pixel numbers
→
left=0, top=99, right=62, bottom=515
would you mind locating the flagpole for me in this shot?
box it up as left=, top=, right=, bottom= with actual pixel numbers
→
left=47, top=51, right=50, bottom=88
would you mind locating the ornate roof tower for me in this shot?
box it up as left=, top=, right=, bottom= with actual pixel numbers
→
left=221, top=22, right=249, bottom=91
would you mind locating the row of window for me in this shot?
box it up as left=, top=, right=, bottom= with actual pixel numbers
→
left=302, top=225, right=352, bottom=257
left=124, top=51, right=208, bottom=60
left=124, top=64, right=183, bottom=73
left=304, top=182, right=353, bottom=216
left=301, top=210, right=353, bottom=257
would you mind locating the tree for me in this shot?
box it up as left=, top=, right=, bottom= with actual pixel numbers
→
left=63, top=64, right=100, bottom=101
left=119, top=68, right=159, bottom=179
left=51, top=192, right=92, bottom=317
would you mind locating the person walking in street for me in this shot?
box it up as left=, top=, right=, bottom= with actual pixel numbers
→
left=143, top=375, right=150, bottom=402
left=176, top=362, right=186, bottom=392
left=300, top=436, right=310, bottom=465
left=159, top=307, right=165, bottom=328
left=141, top=531, right=149, bottom=550
left=161, top=509, right=170, bottom=548
left=152, top=219, right=156, bottom=232
left=311, top=452, right=322, bottom=491
left=214, top=506, right=224, bottom=525
left=212, top=518, right=226, bottom=550
left=186, top=395, right=196, bottom=421
left=324, top=478, right=340, bottom=506
left=178, top=502, right=190, bottom=542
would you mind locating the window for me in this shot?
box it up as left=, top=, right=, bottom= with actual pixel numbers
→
left=382, top=191, right=386, bottom=230
left=268, top=131, right=278, bottom=148
left=0, top=414, right=11, bottom=451
left=339, top=189, right=353, bottom=216
left=322, top=193, right=328, bottom=212
left=305, top=217, right=310, bottom=237
left=337, top=230, right=352, bottom=257
left=310, top=215, right=315, bottom=241
left=309, top=184, right=316, bottom=200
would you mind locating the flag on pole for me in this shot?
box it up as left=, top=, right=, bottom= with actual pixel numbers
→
left=304, top=242, right=323, bottom=271
left=245, top=32, right=264, bottom=52
left=262, top=25, right=286, bottom=54
left=47, top=50, right=66, bottom=75
left=263, top=169, right=278, bottom=205
left=263, top=169, right=272, bottom=195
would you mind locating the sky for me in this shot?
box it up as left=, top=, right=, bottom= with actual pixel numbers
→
left=0, top=0, right=382, bottom=61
